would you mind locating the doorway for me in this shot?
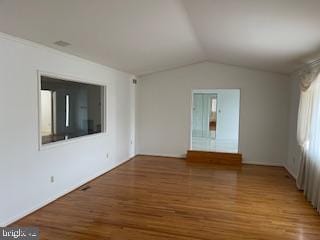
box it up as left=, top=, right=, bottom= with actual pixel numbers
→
left=191, top=89, right=240, bottom=153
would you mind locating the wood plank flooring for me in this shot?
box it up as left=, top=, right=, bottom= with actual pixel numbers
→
left=14, top=155, right=320, bottom=240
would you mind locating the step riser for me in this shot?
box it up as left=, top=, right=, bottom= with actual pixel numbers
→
left=186, top=150, right=242, bottom=165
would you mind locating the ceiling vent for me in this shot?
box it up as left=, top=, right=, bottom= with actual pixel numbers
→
left=54, top=40, right=71, bottom=47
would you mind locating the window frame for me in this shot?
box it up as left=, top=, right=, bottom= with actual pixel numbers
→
left=37, top=70, right=107, bottom=151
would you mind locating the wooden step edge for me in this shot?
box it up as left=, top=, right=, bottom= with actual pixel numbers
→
left=186, top=150, right=242, bottom=165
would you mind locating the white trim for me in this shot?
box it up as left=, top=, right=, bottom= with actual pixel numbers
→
left=189, top=91, right=194, bottom=149
left=190, top=89, right=241, bottom=153
left=38, top=70, right=108, bottom=87
left=136, top=153, right=284, bottom=167
left=65, top=94, right=70, bottom=127
left=192, top=88, right=241, bottom=94
left=243, top=161, right=284, bottom=167
left=40, top=132, right=107, bottom=151
left=37, top=71, right=107, bottom=150
left=284, top=164, right=298, bottom=179
left=138, top=153, right=186, bottom=159
left=104, top=85, right=109, bottom=134
left=37, top=71, right=42, bottom=150
left=1, top=157, right=131, bottom=227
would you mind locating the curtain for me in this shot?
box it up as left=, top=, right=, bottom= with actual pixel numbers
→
left=296, top=70, right=320, bottom=213
left=298, top=67, right=320, bottom=91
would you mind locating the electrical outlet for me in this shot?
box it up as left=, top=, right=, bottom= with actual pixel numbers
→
left=50, top=176, right=54, bottom=183
left=106, top=153, right=109, bottom=159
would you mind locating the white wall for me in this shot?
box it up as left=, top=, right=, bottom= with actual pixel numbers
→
left=0, top=33, right=136, bottom=226
left=285, top=75, right=301, bottom=178
left=137, top=62, right=291, bottom=166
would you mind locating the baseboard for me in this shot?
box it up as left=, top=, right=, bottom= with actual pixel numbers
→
left=243, top=161, right=283, bottom=167
left=284, top=164, right=298, bottom=179
left=136, top=153, right=186, bottom=159
left=137, top=154, right=283, bottom=167
left=2, top=156, right=135, bottom=227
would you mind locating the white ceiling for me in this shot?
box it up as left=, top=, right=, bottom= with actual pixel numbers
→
left=0, top=0, right=320, bottom=76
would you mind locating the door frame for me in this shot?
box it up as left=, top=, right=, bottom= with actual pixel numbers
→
left=190, top=89, right=241, bottom=153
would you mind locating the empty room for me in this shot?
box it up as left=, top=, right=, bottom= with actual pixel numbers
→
left=1, top=0, right=320, bottom=239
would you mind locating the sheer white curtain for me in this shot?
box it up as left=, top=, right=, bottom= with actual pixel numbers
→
left=297, top=71, right=320, bottom=213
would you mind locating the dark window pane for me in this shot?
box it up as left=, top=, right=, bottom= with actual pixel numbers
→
left=40, top=76, right=105, bottom=145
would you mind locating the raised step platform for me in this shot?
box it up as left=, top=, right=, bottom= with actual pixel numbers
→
left=186, top=150, right=242, bottom=165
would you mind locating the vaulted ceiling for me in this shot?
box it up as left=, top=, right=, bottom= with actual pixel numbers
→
left=0, top=0, right=320, bottom=76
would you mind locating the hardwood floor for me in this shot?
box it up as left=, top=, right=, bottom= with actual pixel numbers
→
left=14, top=156, right=320, bottom=240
